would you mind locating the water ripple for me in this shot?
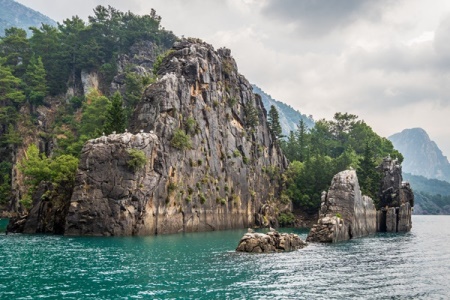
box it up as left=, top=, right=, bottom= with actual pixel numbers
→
left=0, top=216, right=449, bottom=299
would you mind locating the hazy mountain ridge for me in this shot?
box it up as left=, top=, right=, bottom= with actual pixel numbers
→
left=0, top=0, right=56, bottom=36
left=389, top=128, right=450, bottom=183
left=252, top=84, right=314, bottom=136
left=389, top=128, right=450, bottom=214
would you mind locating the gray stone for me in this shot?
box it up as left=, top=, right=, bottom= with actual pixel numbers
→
left=236, top=230, right=307, bottom=253
left=307, top=170, right=377, bottom=243
left=65, top=39, right=287, bottom=236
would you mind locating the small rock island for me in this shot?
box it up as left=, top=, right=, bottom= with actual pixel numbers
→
left=307, top=156, right=414, bottom=243
left=236, top=229, right=307, bottom=253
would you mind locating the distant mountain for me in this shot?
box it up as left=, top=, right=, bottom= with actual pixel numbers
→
left=0, top=0, right=56, bottom=36
left=403, top=173, right=450, bottom=215
left=252, top=84, right=314, bottom=136
left=389, top=128, right=450, bottom=183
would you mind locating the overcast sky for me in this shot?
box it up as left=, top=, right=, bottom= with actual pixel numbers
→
left=16, top=0, right=450, bottom=158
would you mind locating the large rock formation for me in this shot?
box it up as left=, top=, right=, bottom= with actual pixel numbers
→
left=377, top=156, right=414, bottom=233
left=65, top=132, right=159, bottom=236
left=63, top=39, right=287, bottom=236
left=236, top=229, right=307, bottom=253
left=306, top=170, right=377, bottom=243
left=307, top=157, right=414, bottom=243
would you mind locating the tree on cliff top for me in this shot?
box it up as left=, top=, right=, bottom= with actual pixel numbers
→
left=268, top=105, right=283, bottom=140
left=103, top=92, right=126, bottom=135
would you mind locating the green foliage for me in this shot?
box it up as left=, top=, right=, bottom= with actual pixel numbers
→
left=0, top=57, right=25, bottom=107
left=19, top=144, right=79, bottom=187
left=171, top=129, right=192, bottom=150
left=23, top=55, right=47, bottom=105
left=199, top=193, right=206, bottom=204
left=268, top=105, right=283, bottom=139
left=127, top=149, right=146, bottom=171
left=278, top=212, right=295, bottom=227
left=103, top=92, right=126, bottom=135
left=233, top=150, right=241, bottom=157
left=153, top=49, right=175, bottom=75
left=0, top=162, right=12, bottom=205
left=185, top=117, right=197, bottom=135
left=80, top=89, right=111, bottom=138
left=336, top=213, right=342, bottom=219
left=18, top=144, right=78, bottom=210
left=167, top=182, right=177, bottom=195
left=281, top=112, right=403, bottom=212
left=0, top=27, right=31, bottom=77
left=228, top=97, right=237, bottom=107
left=1, top=123, right=22, bottom=146
left=244, top=100, right=259, bottom=128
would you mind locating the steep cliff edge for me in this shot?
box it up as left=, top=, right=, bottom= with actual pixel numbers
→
left=63, top=39, right=287, bottom=236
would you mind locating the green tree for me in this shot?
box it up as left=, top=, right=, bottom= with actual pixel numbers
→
left=24, top=55, right=47, bottom=105
left=103, top=92, right=126, bottom=134
left=79, top=89, right=111, bottom=138
left=0, top=27, right=31, bottom=77
left=357, top=141, right=381, bottom=201
left=268, top=105, right=283, bottom=139
left=0, top=58, right=25, bottom=132
left=244, top=99, right=259, bottom=129
left=0, top=162, right=12, bottom=205
left=29, top=24, right=68, bottom=95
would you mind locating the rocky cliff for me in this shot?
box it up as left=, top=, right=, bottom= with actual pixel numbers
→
left=307, top=157, right=414, bottom=243
left=377, top=156, right=414, bottom=232
left=306, top=170, right=377, bottom=243
left=63, top=39, right=287, bottom=236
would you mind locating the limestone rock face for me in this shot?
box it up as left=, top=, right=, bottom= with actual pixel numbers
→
left=65, top=132, right=160, bottom=236
left=377, top=157, right=414, bottom=232
left=66, top=39, right=287, bottom=236
left=307, top=170, right=377, bottom=243
left=236, top=230, right=307, bottom=253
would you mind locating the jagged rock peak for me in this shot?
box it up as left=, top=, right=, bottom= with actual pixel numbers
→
left=64, top=38, right=288, bottom=236
left=307, top=170, right=377, bottom=243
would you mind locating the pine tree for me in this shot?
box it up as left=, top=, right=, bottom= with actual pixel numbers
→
left=103, top=92, right=126, bottom=135
left=357, top=141, right=380, bottom=202
left=244, top=100, right=259, bottom=129
left=268, top=105, right=282, bottom=139
left=296, top=119, right=309, bottom=162
left=24, top=55, right=47, bottom=105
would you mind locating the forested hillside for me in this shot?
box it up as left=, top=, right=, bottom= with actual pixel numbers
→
left=279, top=112, right=402, bottom=214
left=0, top=5, right=404, bottom=221
left=0, top=6, right=176, bottom=211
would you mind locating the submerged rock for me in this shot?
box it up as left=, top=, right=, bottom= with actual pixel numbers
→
left=236, top=229, right=307, bottom=253
left=306, top=170, right=377, bottom=243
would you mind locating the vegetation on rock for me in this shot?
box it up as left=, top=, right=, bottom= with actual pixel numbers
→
left=281, top=112, right=403, bottom=212
left=126, top=149, right=146, bottom=171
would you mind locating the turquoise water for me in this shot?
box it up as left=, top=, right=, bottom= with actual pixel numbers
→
left=1, top=215, right=449, bottom=299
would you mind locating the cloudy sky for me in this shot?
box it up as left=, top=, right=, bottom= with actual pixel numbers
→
left=16, top=0, right=450, bottom=158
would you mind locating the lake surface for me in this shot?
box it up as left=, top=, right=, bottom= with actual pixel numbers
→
left=1, top=215, right=449, bottom=299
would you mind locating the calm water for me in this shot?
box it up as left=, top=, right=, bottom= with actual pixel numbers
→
left=1, top=216, right=449, bottom=299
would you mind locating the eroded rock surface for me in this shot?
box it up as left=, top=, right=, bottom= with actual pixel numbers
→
left=64, top=132, right=159, bottom=236
left=236, top=230, right=306, bottom=253
left=377, top=157, right=414, bottom=233
left=307, top=170, right=377, bottom=243
left=65, top=39, right=287, bottom=236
